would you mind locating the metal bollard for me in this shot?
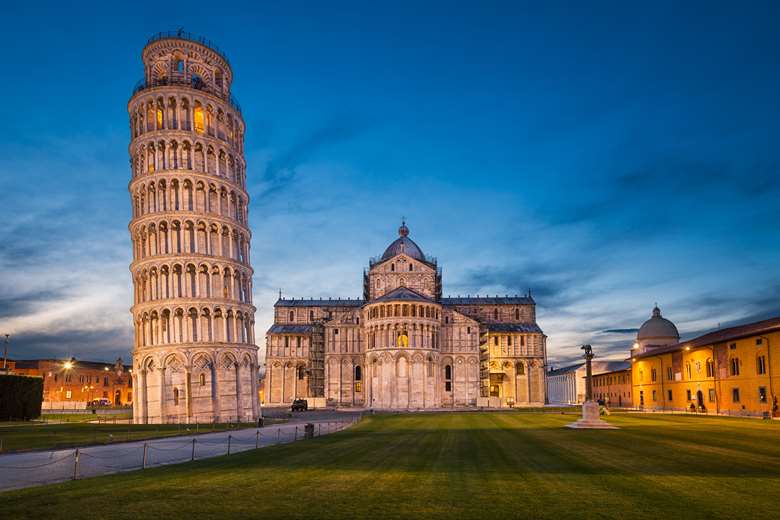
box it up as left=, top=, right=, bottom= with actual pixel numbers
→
left=73, top=448, right=80, bottom=480
left=277, top=428, right=281, bottom=442
left=227, top=434, right=232, bottom=455
left=191, top=438, right=196, bottom=462
left=142, top=442, right=148, bottom=469
left=256, top=430, right=260, bottom=449
left=295, top=426, right=298, bottom=441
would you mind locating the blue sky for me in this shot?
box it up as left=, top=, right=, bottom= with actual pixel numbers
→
left=1, top=2, right=779, bottom=366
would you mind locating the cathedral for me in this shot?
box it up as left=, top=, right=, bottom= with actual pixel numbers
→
left=264, top=222, right=547, bottom=409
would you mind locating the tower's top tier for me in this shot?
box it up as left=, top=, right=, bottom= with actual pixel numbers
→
left=138, top=31, right=234, bottom=101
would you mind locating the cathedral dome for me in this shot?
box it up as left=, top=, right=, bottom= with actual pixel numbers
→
left=381, top=221, right=425, bottom=262
left=637, top=306, right=679, bottom=343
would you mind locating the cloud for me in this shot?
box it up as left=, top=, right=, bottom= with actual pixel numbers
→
left=544, top=155, right=780, bottom=237
left=601, top=328, right=639, bottom=334
left=9, top=327, right=133, bottom=362
left=253, top=118, right=371, bottom=197
left=0, top=288, right=68, bottom=319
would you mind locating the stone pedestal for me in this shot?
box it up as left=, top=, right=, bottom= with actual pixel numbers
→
left=566, top=401, right=618, bottom=429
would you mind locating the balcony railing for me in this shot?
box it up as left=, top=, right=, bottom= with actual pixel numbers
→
left=146, top=31, right=231, bottom=67
left=131, top=76, right=242, bottom=114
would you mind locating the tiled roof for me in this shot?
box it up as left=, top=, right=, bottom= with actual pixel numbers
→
left=267, top=324, right=314, bottom=334
left=441, top=296, right=535, bottom=305
left=12, top=359, right=130, bottom=370
left=372, top=286, right=435, bottom=303
left=591, top=361, right=631, bottom=375
left=483, top=323, right=544, bottom=334
left=275, top=298, right=364, bottom=308
left=547, top=363, right=584, bottom=376
left=633, top=314, right=780, bottom=360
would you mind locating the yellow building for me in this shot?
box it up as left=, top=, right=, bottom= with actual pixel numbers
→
left=632, top=315, right=780, bottom=416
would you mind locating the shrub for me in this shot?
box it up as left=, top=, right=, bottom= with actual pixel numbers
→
left=0, top=374, right=43, bottom=420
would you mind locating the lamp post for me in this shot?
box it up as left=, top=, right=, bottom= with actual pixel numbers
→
left=2, top=334, right=9, bottom=372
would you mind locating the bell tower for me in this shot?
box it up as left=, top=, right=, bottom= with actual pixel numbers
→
left=127, top=31, right=259, bottom=424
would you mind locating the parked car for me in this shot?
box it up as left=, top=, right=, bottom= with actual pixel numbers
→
left=291, top=399, right=308, bottom=412
left=89, top=398, right=112, bottom=407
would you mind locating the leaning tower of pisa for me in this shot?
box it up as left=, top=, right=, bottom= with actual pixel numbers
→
left=128, top=32, right=259, bottom=424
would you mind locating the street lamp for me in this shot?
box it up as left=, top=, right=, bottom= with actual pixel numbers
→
left=2, top=334, right=9, bottom=372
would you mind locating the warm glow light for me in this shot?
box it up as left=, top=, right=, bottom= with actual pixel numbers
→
left=685, top=346, right=691, bottom=351
left=104, top=366, right=109, bottom=371
left=63, top=361, right=73, bottom=370
left=632, top=342, right=639, bottom=350
left=194, top=106, right=205, bottom=133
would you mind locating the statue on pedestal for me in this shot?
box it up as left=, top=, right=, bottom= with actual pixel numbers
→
left=566, top=344, right=618, bottom=429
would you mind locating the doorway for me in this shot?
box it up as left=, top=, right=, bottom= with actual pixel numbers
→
left=696, top=390, right=705, bottom=412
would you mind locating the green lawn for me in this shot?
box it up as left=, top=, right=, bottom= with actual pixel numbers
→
left=1, top=412, right=779, bottom=519
left=0, top=421, right=257, bottom=452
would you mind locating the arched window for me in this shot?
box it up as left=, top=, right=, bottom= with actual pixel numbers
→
left=309, top=310, right=314, bottom=321
left=354, top=365, right=362, bottom=392
left=444, top=364, right=452, bottom=392
left=199, top=373, right=206, bottom=386
left=515, top=308, right=520, bottom=320
left=409, top=264, right=413, bottom=271
left=173, top=387, right=180, bottom=406
left=289, top=310, right=295, bottom=322
left=730, top=358, right=740, bottom=376
left=493, top=308, right=499, bottom=320
left=391, top=263, right=395, bottom=272
left=516, top=362, right=525, bottom=375
left=193, top=104, right=205, bottom=134
left=175, top=59, right=184, bottom=73
left=297, top=366, right=305, bottom=380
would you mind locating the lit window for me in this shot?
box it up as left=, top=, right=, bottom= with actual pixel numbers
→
left=65, top=390, right=72, bottom=399
left=194, top=106, right=205, bottom=134
left=730, top=358, right=740, bottom=376
left=199, top=373, right=206, bottom=386
left=708, top=388, right=716, bottom=402
left=759, top=386, right=768, bottom=402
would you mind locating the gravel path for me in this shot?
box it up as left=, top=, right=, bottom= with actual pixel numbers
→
left=0, top=416, right=359, bottom=492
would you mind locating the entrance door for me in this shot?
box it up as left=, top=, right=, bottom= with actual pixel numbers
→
left=114, top=390, right=122, bottom=406
left=696, top=390, right=705, bottom=412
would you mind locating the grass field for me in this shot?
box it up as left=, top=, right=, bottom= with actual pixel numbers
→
left=0, top=421, right=259, bottom=452
left=1, top=412, right=779, bottom=519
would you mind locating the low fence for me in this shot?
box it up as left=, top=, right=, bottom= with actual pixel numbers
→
left=42, top=401, right=89, bottom=411
left=0, top=418, right=360, bottom=491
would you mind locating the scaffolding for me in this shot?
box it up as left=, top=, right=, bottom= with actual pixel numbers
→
left=308, top=322, right=326, bottom=397
left=479, top=325, right=490, bottom=397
